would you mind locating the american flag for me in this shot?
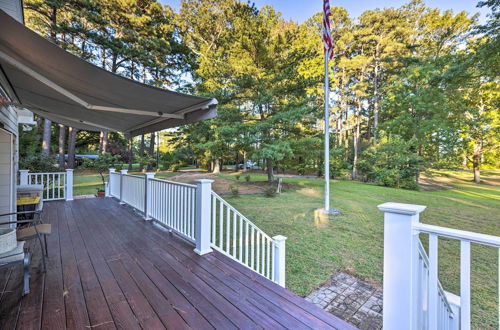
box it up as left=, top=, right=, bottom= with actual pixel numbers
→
left=322, top=0, right=334, bottom=59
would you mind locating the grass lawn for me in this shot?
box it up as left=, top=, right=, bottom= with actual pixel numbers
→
left=73, top=168, right=499, bottom=328
left=218, top=170, right=499, bottom=329
left=73, top=170, right=178, bottom=196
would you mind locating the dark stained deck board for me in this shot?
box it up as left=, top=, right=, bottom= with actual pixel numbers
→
left=0, top=197, right=356, bottom=330
left=84, top=198, right=242, bottom=330
left=41, top=199, right=66, bottom=330
left=64, top=202, right=116, bottom=329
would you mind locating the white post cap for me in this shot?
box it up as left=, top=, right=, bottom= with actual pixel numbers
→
left=195, top=179, right=214, bottom=184
left=377, top=202, right=426, bottom=215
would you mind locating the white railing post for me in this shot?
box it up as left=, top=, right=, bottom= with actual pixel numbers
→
left=194, top=179, right=214, bottom=255
left=378, top=202, right=426, bottom=330
left=65, top=169, right=73, bottom=201
left=119, top=169, right=128, bottom=204
left=19, top=170, right=29, bottom=185
left=106, top=168, right=115, bottom=197
left=143, top=172, right=155, bottom=220
left=272, top=235, right=287, bottom=287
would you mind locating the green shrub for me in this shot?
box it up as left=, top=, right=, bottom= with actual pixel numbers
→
left=81, top=153, right=119, bottom=191
left=19, top=154, right=58, bottom=173
left=358, top=136, right=422, bottom=190
left=170, top=164, right=180, bottom=172
left=235, top=174, right=240, bottom=180
left=230, top=185, right=239, bottom=197
left=263, top=187, right=277, bottom=197
left=244, top=174, right=251, bottom=182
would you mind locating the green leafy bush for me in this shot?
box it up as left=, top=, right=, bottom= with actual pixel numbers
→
left=19, top=154, right=58, bottom=173
left=358, top=136, right=422, bottom=190
left=235, top=174, right=240, bottom=180
left=230, top=185, right=239, bottom=197
left=169, top=164, right=180, bottom=172
left=263, top=187, right=277, bottom=197
left=81, top=153, right=119, bottom=191
left=244, top=174, right=251, bottom=182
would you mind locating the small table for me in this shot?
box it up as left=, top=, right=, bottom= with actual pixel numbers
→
left=17, top=196, right=41, bottom=206
left=16, top=196, right=41, bottom=221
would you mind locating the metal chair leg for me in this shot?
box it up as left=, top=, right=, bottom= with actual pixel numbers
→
left=23, top=251, right=30, bottom=295
left=36, top=234, right=46, bottom=272
left=44, top=235, right=48, bottom=257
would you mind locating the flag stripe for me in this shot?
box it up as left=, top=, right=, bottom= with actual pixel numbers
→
left=323, top=0, right=334, bottom=59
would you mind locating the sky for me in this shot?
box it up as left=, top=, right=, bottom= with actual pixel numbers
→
left=159, top=0, right=490, bottom=23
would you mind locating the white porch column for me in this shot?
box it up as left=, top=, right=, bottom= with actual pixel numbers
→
left=65, top=169, right=73, bottom=201
left=19, top=170, right=29, bottom=185
left=194, top=179, right=213, bottom=255
left=378, top=202, right=426, bottom=330
left=119, top=169, right=128, bottom=204
left=272, top=235, right=287, bottom=287
left=106, top=168, right=115, bottom=197
left=143, top=172, right=155, bottom=220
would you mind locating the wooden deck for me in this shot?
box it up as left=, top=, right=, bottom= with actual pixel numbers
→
left=0, top=197, right=355, bottom=329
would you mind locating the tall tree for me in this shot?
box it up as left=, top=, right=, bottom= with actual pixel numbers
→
left=67, top=127, right=78, bottom=168
left=58, top=124, right=66, bottom=168
left=41, top=119, right=52, bottom=156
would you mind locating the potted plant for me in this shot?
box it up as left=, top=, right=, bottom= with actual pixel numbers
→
left=82, top=153, right=118, bottom=197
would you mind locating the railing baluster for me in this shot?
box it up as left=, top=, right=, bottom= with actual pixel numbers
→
left=239, top=216, right=243, bottom=262
left=219, top=200, right=224, bottom=249
left=266, top=238, right=270, bottom=278
left=271, top=241, right=275, bottom=281
left=50, top=173, right=53, bottom=199
left=256, top=231, right=260, bottom=273
left=226, top=205, right=230, bottom=253
left=250, top=227, right=255, bottom=269
left=245, top=222, right=249, bottom=265
left=232, top=211, right=237, bottom=258
left=461, top=240, right=471, bottom=330
left=429, top=234, right=439, bottom=330
left=211, top=195, right=216, bottom=244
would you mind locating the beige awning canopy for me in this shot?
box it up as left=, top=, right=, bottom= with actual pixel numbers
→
left=0, top=10, right=217, bottom=136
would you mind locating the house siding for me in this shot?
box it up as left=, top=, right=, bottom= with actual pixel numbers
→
left=0, top=82, right=19, bottom=224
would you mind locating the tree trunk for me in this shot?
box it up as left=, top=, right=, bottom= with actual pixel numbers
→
left=58, top=124, right=66, bottom=169
left=352, top=105, right=361, bottom=180
left=139, top=134, right=145, bottom=171
left=373, top=57, right=380, bottom=141
left=243, top=152, right=247, bottom=172
left=473, top=143, right=481, bottom=183
left=67, top=127, right=78, bottom=168
left=41, top=118, right=52, bottom=156
left=98, top=132, right=103, bottom=154
left=266, top=158, right=274, bottom=182
left=147, top=132, right=155, bottom=171
left=128, top=137, right=133, bottom=170
left=101, top=132, right=108, bottom=154
left=212, top=159, right=221, bottom=174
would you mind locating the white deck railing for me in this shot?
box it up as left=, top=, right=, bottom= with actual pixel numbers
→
left=379, top=202, right=500, bottom=330
left=19, top=169, right=73, bottom=201
left=107, top=169, right=286, bottom=286
left=149, top=178, right=197, bottom=242
left=121, top=174, right=145, bottom=212
left=210, top=191, right=286, bottom=284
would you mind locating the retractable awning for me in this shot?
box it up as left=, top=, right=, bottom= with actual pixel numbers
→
left=0, top=10, right=217, bottom=136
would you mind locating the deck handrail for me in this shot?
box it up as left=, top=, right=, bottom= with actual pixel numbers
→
left=106, top=169, right=286, bottom=287
left=19, top=169, right=73, bottom=201
left=209, top=191, right=285, bottom=285
left=379, top=202, right=499, bottom=330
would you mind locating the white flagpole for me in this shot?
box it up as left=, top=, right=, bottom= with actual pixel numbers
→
left=324, top=50, right=330, bottom=213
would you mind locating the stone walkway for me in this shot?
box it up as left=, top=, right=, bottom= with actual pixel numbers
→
left=305, top=273, right=383, bottom=330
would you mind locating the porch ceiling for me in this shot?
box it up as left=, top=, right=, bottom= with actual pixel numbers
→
left=0, top=10, right=217, bottom=136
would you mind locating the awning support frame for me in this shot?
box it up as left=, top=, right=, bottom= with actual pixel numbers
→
left=0, top=50, right=185, bottom=119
